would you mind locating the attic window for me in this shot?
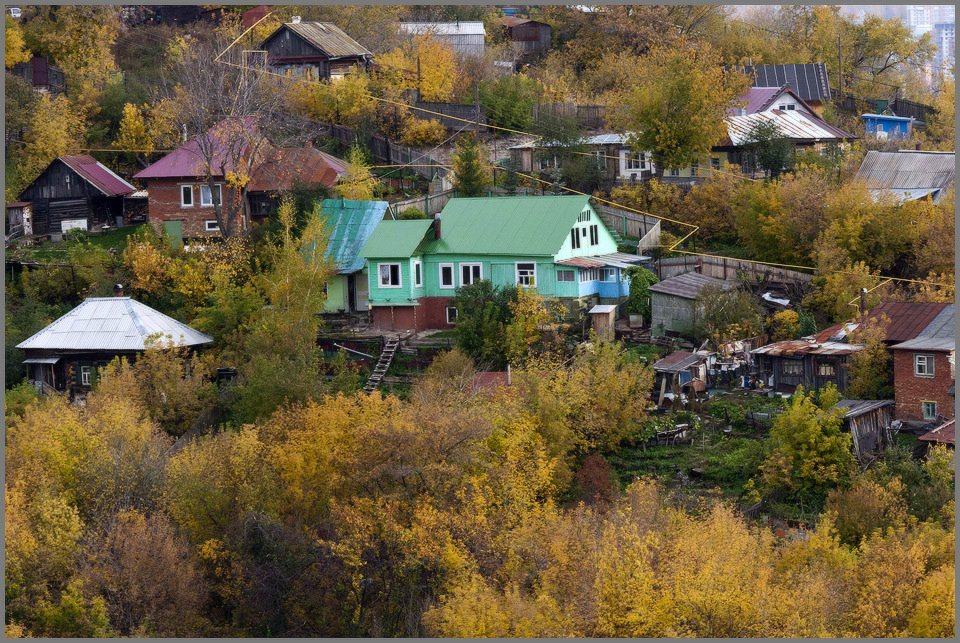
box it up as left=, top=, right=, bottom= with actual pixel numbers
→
left=64, top=174, right=71, bottom=187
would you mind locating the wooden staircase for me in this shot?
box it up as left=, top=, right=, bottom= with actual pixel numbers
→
left=363, top=337, right=399, bottom=393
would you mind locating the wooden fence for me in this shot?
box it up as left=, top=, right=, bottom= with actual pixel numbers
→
left=532, top=103, right=621, bottom=129
left=656, top=255, right=813, bottom=284
left=413, top=101, right=487, bottom=131
left=595, top=204, right=660, bottom=242
left=325, top=122, right=449, bottom=181
left=389, top=188, right=457, bottom=218
left=831, top=91, right=937, bottom=124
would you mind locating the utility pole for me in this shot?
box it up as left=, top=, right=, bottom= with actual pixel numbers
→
left=837, top=35, right=843, bottom=97
left=417, top=55, right=421, bottom=96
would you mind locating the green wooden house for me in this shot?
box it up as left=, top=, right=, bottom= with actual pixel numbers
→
left=316, top=198, right=388, bottom=313
left=359, top=195, right=648, bottom=331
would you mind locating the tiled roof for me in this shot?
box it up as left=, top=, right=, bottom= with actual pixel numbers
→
left=58, top=156, right=136, bottom=197
left=16, top=297, right=212, bottom=351
left=648, top=272, right=729, bottom=300
left=815, top=302, right=949, bottom=344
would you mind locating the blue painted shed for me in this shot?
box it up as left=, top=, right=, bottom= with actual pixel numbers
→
left=861, top=113, right=913, bottom=139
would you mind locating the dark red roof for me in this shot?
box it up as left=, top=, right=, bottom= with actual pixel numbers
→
left=815, top=302, right=949, bottom=344
left=248, top=145, right=346, bottom=192
left=59, top=155, right=136, bottom=196
left=501, top=16, right=548, bottom=28
left=134, top=118, right=256, bottom=180
left=7, top=202, right=30, bottom=208
left=919, top=420, right=955, bottom=446
left=471, top=371, right=511, bottom=391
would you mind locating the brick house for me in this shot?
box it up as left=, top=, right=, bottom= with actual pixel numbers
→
left=890, top=304, right=955, bottom=424
left=134, top=128, right=345, bottom=241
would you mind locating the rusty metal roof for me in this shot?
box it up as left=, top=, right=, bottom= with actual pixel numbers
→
left=751, top=339, right=862, bottom=357
left=919, top=419, right=955, bottom=445
left=648, top=272, right=729, bottom=300
left=269, top=22, right=372, bottom=59
left=815, top=302, right=949, bottom=344
left=17, top=297, right=212, bottom=351
left=653, top=351, right=709, bottom=373
left=725, top=109, right=856, bottom=145
left=556, top=252, right=648, bottom=269
left=856, top=150, right=955, bottom=191
left=891, top=304, right=955, bottom=352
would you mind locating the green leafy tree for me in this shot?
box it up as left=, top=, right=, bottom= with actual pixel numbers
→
left=611, top=38, right=750, bottom=180
left=845, top=314, right=893, bottom=400
left=693, top=283, right=763, bottom=347
left=477, top=73, right=541, bottom=130
left=453, top=279, right=520, bottom=369
left=451, top=133, right=490, bottom=197
left=742, top=119, right=794, bottom=178
left=625, top=267, right=658, bottom=319
left=761, top=384, right=856, bottom=499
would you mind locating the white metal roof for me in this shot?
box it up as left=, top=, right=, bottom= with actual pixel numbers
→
left=725, top=109, right=854, bottom=145
left=589, top=304, right=617, bottom=314
left=399, top=21, right=486, bottom=36
left=16, top=297, right=213, bottom=351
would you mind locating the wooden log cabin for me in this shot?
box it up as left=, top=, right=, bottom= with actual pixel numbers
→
left=16, top=156, right=136, bottom=236
left=258, top=19, right=373, bottom=81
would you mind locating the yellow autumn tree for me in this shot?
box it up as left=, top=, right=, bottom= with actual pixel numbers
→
left=116, top=100, right=180, bottom=167
left=334, top=146, right=381, bottom=201
left=16, top=94, right=87, bottom=191
left=505, top=287, right=561, bottom=366
left=378, top=34, right=458, bottom=101
left=5, top=16, right=31, bottom=68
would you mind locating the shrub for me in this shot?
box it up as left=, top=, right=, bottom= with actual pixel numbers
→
left=399, top=207, right=427, bottom=220
left=400, top=118, right=447, bottom=147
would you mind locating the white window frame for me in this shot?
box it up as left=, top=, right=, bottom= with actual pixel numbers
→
left=413, top=260, right=422, bottom=287
left=557, top=269, right=575, bottom=282
left=669, top=168, right=680, bottom=177
left=199, top=183, right=222, bottom=208
left=80, top=365, right=91, bottom=386
left=515, top=262, right=537, bottom=287
left=782, top=360, right=803, bottom=375
left=180, top=184, right=194, bottom=208
left=446, top=306, right=458, bottom=324
left=914, top=353, right=935, bottom=377
left=922, top=401, right=938, bottom=420
left=377, top=262, right=402, bottom=288
left=204, top=220, right=220, bottom=232
left=459, top=262, right=482, bottom=287
left=439, top=262, right=455, bottom=289
left=602, top=268, right=616, bottom=282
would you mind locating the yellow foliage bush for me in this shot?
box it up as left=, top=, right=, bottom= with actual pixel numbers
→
left=400, top=117, right=447, bottom=147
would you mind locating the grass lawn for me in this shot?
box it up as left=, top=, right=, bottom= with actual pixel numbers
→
left=7, top=226, right=141, bottom=263
left=426, top=330, right=457, bottom=338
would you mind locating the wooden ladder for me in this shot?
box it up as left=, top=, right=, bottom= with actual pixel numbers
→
left=363, top=337, right=399, bottom=393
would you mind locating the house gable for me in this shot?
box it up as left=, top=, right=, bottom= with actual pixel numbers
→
left=553, top=201, right=619, bottom=261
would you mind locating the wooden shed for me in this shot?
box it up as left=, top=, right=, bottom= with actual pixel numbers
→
left=648, top=272, right=730, bottom=338
left=16, top=156, right=136, bottom=236
left=259, top=20, right=373, bottom=81
left=501, top=17, right=551, bottom=53
left=588, top=304, right=617, bottom=341
left=834, top=399, right=895, bottom=462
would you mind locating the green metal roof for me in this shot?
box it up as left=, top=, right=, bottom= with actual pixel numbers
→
left=417, top=195, right=592, bottom=256
left=318, top=198, right=388, bottom=273
left=359, top=219, right=433, bottom=258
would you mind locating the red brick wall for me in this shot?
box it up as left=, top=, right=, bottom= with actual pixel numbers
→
left=145, top=178, right=238, bottom=238
left=893, top=349, right=955, bottom=421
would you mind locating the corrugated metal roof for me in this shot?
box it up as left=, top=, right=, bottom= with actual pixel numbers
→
left=556, top=252, right=648, bottom=269
left=751, top=339, right=862, bottom=357
left=835, top=399, right=895, bottom=418
left=278, top=22, right=372, bottom=58
left=725, top=110, right=856, bottom=146
left=248, top=146, right=346, bottom=192
left=653, top=351, right=709, bottom=373
left=59, top=156, right=136, bottom=197
left=508, top=132, right=631, bottom=150
left=816, top=302, right=949, bottom=344
left=501, top=17, right=549, bottom=28
left=317, top=198, right=388, bottom=273
left=891, top=304, right=955, bottom=351
left=360, top=219, right=433, bottom=259
left=125, top=190, right=149, bottom=199
left=727, top=63, right=832, bottom=102
left=648, top=272, right=729, bottom=300
left=417, top=195, right=592, bottom=256
left=589, top=304, right=617, bottom=314
left=16, top=297, right=212, bottom=351
left=870, top=187, right=944, bottom=203
left=736, top=87, right=784, bottom=115
left=134, top=118, right=257, bottom=180
left=918, top=419, right=955, bottom=445
left=856, top=150, right=955, bottom=191
left=400, top=21, right=486, bottom=36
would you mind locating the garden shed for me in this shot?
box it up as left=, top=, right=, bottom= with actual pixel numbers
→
left=399, top=22, right=486, bottom=57
left=648, top=272, right=729, bottom=337
left=834, top=399, right=895, bottom=462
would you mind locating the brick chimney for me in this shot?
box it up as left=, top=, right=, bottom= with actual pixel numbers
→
left=113, top=283, right=125, bottom=297
left=434, top=213, right=441, bottom=240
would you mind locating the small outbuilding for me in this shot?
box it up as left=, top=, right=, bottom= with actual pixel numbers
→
left=918, top=419, right=955, bottom=449
left=652, top=350, right=712, bottom=408
left=399, top=21, right=486, bottom=57
left=648, top=272, right=729, bottom=337
left=501, top=17, right=551, bottom=53
left=588, top=304, right=617, bottom=341
left=834, top=399, right=895, bottom=462
left=17, top=290, right=212, bottom=396
left=855, top=149, right=955, bottom=204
